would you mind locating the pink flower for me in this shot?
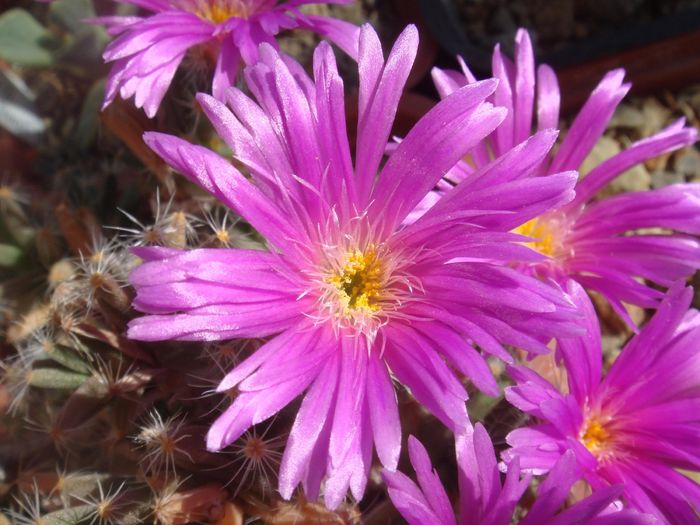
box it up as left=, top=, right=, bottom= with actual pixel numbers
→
left=127, top=25, right=580, bottom=507
left=412, top=29, right=700, bottom=326
left=383, top=424, right=656, bottom=525
left=504, top=281, right=700, bottom=523
left=93, top=0, right=359, bottom=117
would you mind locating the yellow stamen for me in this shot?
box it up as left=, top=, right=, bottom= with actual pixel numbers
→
left=195, top=1, right=247, bottom=23
left=327, top=247, right=384, bottom=316
left=513, top=218, right=557, bottom=257
left=580, top=417, right=611, bottom=455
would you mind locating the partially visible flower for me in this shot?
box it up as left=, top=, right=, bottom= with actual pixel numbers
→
left=127, top=25, right=581, bottom=508
left=412, top=28, right=700, bottom=326
left=504, top=281, right=700, bottom=523
left=93, top=0, right=360, bottom=117
left=383, top=423, right=656, bottom=525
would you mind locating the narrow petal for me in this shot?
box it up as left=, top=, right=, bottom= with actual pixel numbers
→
left=491, top=44, right=515, bottom=157
left=293, top=13, right=360, bottom=60
left=371, top=79, right=504, bottom=231
left=513, top=29, right=535, bottom=145
left=408, top=436, right=457, bottom=525
left=572, top=119, right=697, bottom=204
left=206, top=368, right=317, bottom=451
left=355, top=24, right=418, bottom=204
left=212, top=35, right=240, bottom=100
left=216, top=328, right=301, bottom=392
left=278, top=350, right=340, bottom=499
left=142, top=132, right=300, bottom=251
left=536, top=64, right=560, bottom=133
left=366, top=350, right=401, bottom=470
left=519, top=451, right=580, bottom=524
left=556, top=280, right=602, bottom=404
left=384, top=470, right=444, bottom=525
left=549, top=69, right=629, bottom=173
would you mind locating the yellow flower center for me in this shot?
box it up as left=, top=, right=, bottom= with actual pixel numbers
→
left=580, top=417, right=612, bottom=456
left=185, top=0, right=249, bottom=23
left=513, top=218, right=557, bottom=257
left=327, top=247, right=384, bottom=316
left=314, top=238, right=419, bottom=338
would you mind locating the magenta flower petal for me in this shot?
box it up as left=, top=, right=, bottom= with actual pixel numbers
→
left=491, top=44, right=515, bottom=157
left=293, top=13, right=360, bottom=60
left=212, top=35, right=241, bottom=100
left=355, top=24, right=418, bottom=204
left=207, top=360, right=319, bottom=450
left=573, top=118, right=696, bottom=203
left=408, top=436, right=457, bottom=525
left=312, top=42, right=355, bottom=203
left=278, top=350, right=339, bottom=499
left=365, top=351, right=401, bottom=470
left=549, top=69, right=629, bottom=173
left=535, top=64, right=560, bottom=131
left=385, top=471, right=448, bottom=525
left=142, top=132, right=298, bottom=251
left=370, top=79, right=505, bottom=231
left=513, top=29, right=535, bottom=145
left=556, top=280, right=602, bottom=402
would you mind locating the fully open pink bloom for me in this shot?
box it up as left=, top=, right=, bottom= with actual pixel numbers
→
left=504, top=281, right=700, bottom=523
left=127, top=25, right=581, bottom=507
left=93, top=0, right=359, bottom=117
left=383, top=424, right=656, bottom=525
left=410, top=29, right=700, bottom=326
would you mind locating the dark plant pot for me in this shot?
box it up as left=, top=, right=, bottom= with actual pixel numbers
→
left=417, top=0, right=700, bottom=113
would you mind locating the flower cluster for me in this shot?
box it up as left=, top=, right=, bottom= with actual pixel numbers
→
left=3, top=1, right=698, bottom=524
left=115, top=4, right=699, bottom=520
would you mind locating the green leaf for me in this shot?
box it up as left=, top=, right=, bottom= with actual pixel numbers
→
left=43, top=344, right=92, bottom=374
left=42, top=504, right=94, bottom=525
left=28, top=368, right=89, bottom=390
left=0, top=243, right=22, bottom=267
left=49, top=0, right=95, bottom=33
left=0, top=9, right=56, bottom=67
left=71, top=79, right=105, bottom=150
left=0, top=69, right=45, bottom=144
left=57, top=29, right=107, bottom=68
left=50, top=0, right=110, bottom=68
